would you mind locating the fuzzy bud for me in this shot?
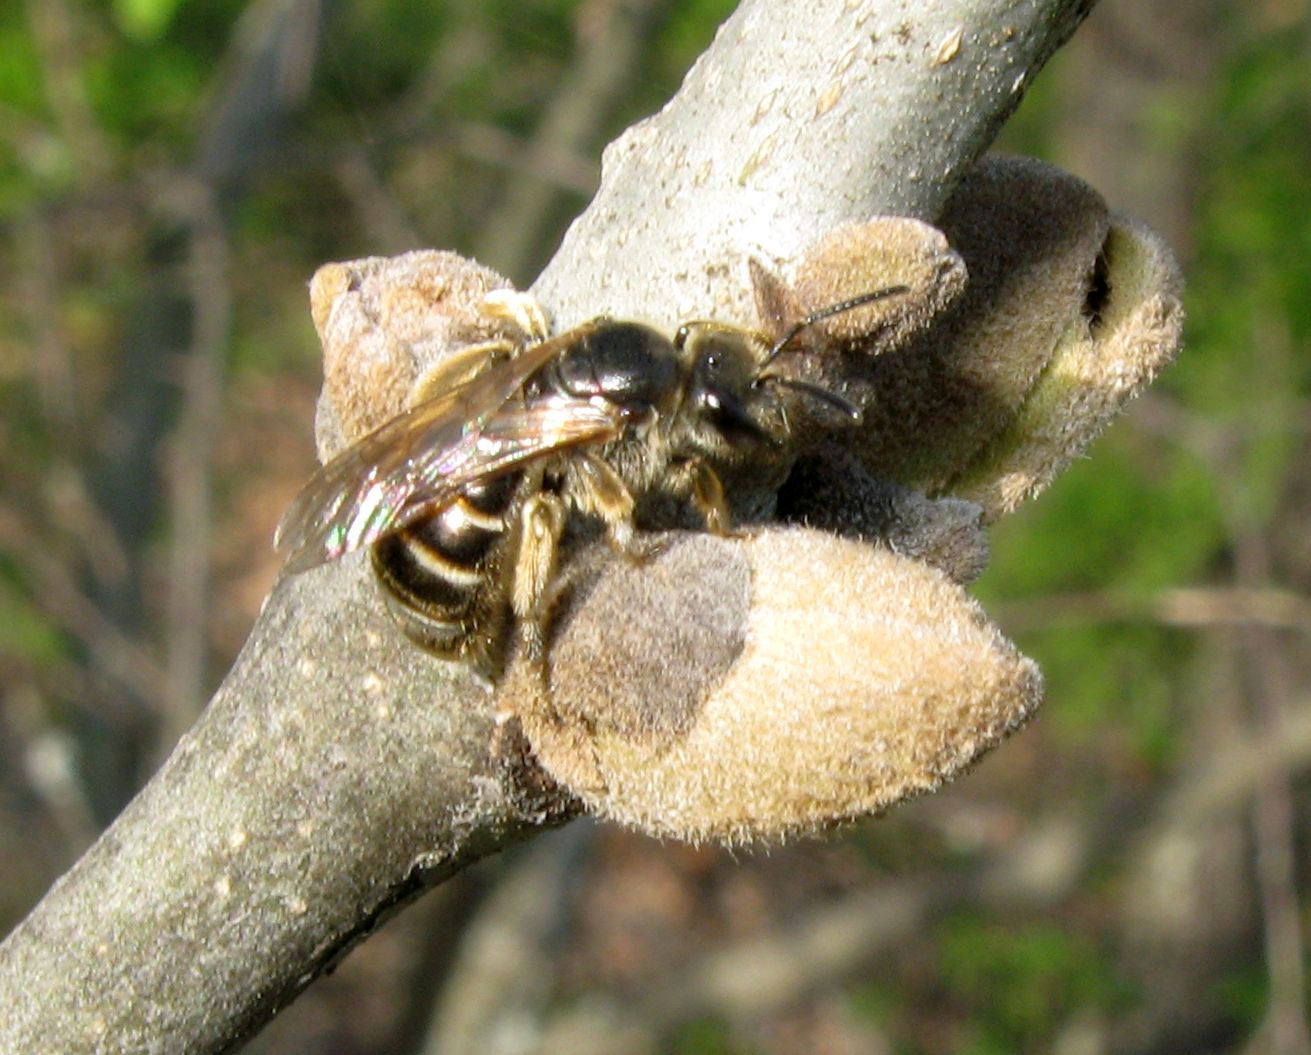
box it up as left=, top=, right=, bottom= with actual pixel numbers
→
left=790, top=217, right=968, bottom=345
left=308, top=250, right=518, bottom=459
left=779, top=448, right=990, bottom=584
left=749, top=218, right=968, bottom=406
left=844, top=155, right=1181, bottom=518
left=500, top=529, right=1041, bottom=845
left=950, top=214, right=1184, bottom=519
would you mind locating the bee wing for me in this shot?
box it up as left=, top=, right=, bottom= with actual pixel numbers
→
left=408, top=395, right=624, bottom=491
left=275, top=336, right=618, bottom=573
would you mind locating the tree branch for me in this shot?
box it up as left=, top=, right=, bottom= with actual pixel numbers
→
left=0, top=0, right=1096, bottom=1051
left=536, top=0, right=1095, bottom=326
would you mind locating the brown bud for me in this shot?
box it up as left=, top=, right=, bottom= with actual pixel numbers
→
left=790, top=216, right=968, bottom=345
left=501, top=529, right=1041, bottom=845
left=852, top=156, right=1117, bottom=494
left=766, top=156, right=1182, bottom=536
left=950, top=214, right=1184, bottom=520
left=308, top=250, right=517, bottom=460
left=748, top=219, right=968, bottom=411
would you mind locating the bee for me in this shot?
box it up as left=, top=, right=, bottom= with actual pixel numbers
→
left=275, top=276, right=906, bottom=675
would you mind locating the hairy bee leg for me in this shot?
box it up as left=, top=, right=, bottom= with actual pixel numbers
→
left=409, top=339, right=517, bottom=405
left=479, top=289, right=551, bottom=343
left=572, top=453, right=639, bottom=555
left=674, top=459, right=734, bottom=536
left=511, top=492, right=567, bottom=669
left=410, top=290, right=550, bottom=405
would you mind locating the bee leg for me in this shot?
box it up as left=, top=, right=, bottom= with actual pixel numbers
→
left=511, top=492, right=567, bottom=671
left=410, top=290, right=550, bottom=407
left=694, top=462, right=734, bottom=535
left=479, top=289, right=551, bottom=343
left=409, top=339, right=516, bottom=405
left=668, top=459, right=733, bottom=536
left=572, top=453, right=645, bottom=558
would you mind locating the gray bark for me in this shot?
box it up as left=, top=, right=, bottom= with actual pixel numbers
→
left=0, top=0, right=1095, bottom=1051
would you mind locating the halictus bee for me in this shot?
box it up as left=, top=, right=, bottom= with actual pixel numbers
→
left=275, top=269, right=906, bottom=675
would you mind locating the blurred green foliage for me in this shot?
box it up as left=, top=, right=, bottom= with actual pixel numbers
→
left=113, top=0, right=187, bottom=41
left=0, top=573, right=68, bottom=669
left=937, top=915, right=1125, bottom=1053
left=983, top=17, right=1311, bottom=765
left=1212, top=955, right=1310, bottom=1042
left=673, top=1018, right=757, bottom=1055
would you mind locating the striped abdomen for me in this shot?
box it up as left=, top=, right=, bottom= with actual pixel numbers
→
left=370, top=471, right=523, bottom=662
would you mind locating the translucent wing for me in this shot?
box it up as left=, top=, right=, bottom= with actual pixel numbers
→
left=275, top=334, right=620, bottom=573
left=380, top=394, right=624, bottom=527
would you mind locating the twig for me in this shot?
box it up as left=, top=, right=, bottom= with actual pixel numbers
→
left=0, top=510, right=169, bottom=710
left=333, top=147, right=424, bottom=252
left=21, top=0, right=108, bottom=178
left=5, top=682, right=101, bottom=856
left=161, top=184, right=232, bottom=752
left=535, top=810, right=1097, bottom=1052
left=995, top=585, right=1311, bottom=635
left=453, top=121, right=599, bottom=197
left=1228, top=528, right=1310, bottom=1055
left=1201, top=308, right=1310, bottom=1055
left=537, top=694, right=1311, bottom=1052
left=14, top=175, right=135, bottom=604
left=418, top=825, right=599, bottom=1055
left=1155, top=701, right=1311, bottom=835
left=472, top=0, right=673, bottom=279
left=14, top=212, right=77, bottom=429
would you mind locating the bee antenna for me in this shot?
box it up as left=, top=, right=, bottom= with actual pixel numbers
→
left=757, top=374, right=862, bottom=422
left=763, top=285, right=910, bottom=367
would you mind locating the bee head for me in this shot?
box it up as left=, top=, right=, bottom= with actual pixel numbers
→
left=674, top=324, right=777, bottom=448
